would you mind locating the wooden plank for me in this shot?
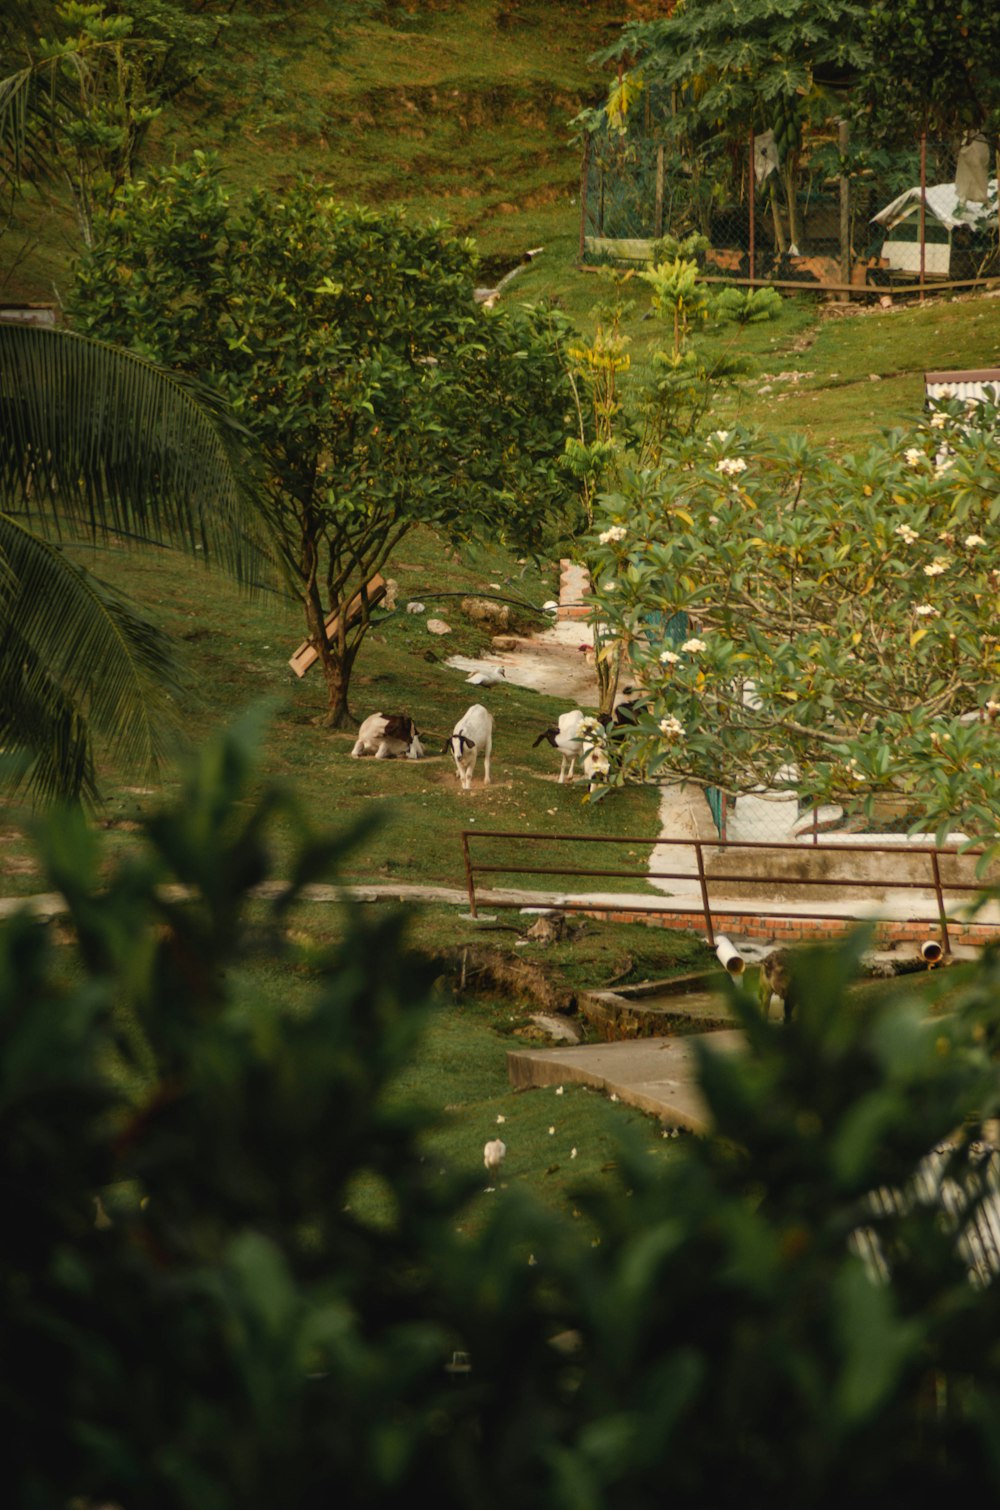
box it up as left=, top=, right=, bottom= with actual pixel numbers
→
left=288, top=574, right=387, bottom=678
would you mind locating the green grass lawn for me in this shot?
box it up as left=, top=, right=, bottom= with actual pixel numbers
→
left=0, top=524, right=661, bottom=900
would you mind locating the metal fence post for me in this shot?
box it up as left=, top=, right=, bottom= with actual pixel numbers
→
left=929, top=850, right=952, bottom=956
left=694, top=840, right=715, bottom=945
left=839, top=118, right=851, bottom=297
left=461, top=831, right=478, bottom=918
left=579, top=135, right=590, bottom=262
left=919, top=132, right=927, bottom=302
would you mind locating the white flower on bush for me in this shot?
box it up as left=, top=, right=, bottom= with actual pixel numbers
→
left=895, top=523, right=919, bottom=544
left=715, top=456, right=747, bottom=478
left=658, top=715, right=685, bottom=739
left=599, top=525, right=627, bottom=545
left=681, top=637, right=707, bottom=654
left=602, top=579, right=616, bottom=592
left=965, top=533, right=986, bottom=549
left=712, top=429, right=731, bottom=443
left=903, top=447, right=923, bottom=467
left=846, top=757, right=865, bottom=782
left=659, top=649, right=680, bottom=665
left=914, top=604, right=940, bottom=617
left=934, top=457, right=955, bottom=478
left=924, top=558, right=949, bottom=577
left=930, top=412, right=947, bottom=429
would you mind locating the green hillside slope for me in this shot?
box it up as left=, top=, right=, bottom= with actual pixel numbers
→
left=4, top=0, right=620, bottom=305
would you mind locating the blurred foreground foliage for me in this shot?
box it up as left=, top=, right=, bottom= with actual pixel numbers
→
left=7, top=718, right=1000, bottom=1506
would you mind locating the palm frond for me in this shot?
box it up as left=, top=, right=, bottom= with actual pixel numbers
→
left=0, top=323, right=279, bottom=590
left=0, top=513, right=185, bottom=803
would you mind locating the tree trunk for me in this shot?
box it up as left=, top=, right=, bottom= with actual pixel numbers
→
left=321, top=656, right=357, bottom=729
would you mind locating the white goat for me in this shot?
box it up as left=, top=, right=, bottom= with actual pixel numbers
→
left=447, top=703, right=493, bottom=790
left=350, top=713, right=424, bottom=760
left=533, top=710, right=605, bottom=784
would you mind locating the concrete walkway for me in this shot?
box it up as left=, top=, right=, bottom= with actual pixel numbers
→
left=508, top=1029, right=744, bottom=1132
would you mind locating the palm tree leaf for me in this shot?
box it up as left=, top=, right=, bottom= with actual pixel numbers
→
left=0, top=323, right=279, bottom=590
left=0, top=513, right=183, bottom=801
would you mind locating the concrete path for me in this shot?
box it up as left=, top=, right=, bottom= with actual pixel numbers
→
left=507, top=1029, right=745, bottom=1133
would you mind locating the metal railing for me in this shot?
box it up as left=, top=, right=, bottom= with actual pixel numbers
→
left=460, top=830, right=993, bottom=954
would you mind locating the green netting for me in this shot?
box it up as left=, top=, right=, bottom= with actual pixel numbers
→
left=582, top=129, right=999, bottom=290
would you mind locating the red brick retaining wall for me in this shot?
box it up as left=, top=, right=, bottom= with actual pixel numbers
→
left=575, top=905, right=999, bottom=951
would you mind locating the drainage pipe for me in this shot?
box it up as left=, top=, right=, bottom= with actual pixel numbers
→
left=715, top=935, right=745, bottom=975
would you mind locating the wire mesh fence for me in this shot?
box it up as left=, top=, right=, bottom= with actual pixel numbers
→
left=581, top=126, right=1000, bottom=295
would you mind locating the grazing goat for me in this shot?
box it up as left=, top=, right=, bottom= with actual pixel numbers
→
left=447, top=703, right=493, bottom=789
left=758, top=948, right=798, bottom=1024
left=533, top=710, right=590, bottom=783
left=533, top=710, right=612, bottom=784
left=350, top=712, right=424, bottom=760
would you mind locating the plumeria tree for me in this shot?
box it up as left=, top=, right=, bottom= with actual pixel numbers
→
left=586, top=402, right=1000, bottom=840
left=564, top=253, right=780, bottom=713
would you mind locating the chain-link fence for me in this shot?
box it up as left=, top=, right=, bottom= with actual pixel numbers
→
left=581, top=126, right=1000, bottom=294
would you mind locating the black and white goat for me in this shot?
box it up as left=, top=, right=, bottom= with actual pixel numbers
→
left=532, top=710, right=610, bottom=785
left=350, top=713, right=424, bottom=760
left=446, top=703, right=493, bottom=790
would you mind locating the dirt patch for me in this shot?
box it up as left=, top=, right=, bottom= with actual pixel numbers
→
left=435, top=943, right=579, bottom=1015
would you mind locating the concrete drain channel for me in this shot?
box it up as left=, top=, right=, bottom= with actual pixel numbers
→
left=578, top=971, right=737, bottom=1040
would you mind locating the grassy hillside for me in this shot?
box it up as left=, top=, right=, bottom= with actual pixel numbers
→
left=3, top=0, right=622, bottom=305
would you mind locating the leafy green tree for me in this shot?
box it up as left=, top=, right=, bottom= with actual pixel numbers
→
left=70, top=154, right=578, bottom=725
left=0, top=320, right=271, bottom=801
left=585, top=406, right=1000, bottom=838
left=864, top=0, right=1000, bottom=140
left=0, top=0, right=334, bottom=245
left=9, top=716, right=1000, bottom=1503
left=596, top=0, right=869, bottom=252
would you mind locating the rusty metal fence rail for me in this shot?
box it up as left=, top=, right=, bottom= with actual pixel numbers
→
left=460, top=830, right=991, bottom=954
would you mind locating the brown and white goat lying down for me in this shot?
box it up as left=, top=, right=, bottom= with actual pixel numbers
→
left=350, top=713, right=424, bottom=760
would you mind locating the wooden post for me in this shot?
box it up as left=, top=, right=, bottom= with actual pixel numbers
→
left=579, top=135, right=589, bottom=262
left=838, top=118, right=851, bottom=298
left=919, top=132, right=927, bottom=302
left=748, top=126, right=756, bottom=282
left=654, top=144, right=665, bottom=239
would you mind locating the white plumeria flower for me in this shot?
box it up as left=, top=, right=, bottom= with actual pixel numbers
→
left=659, top=650, right=680, bottom=665
left=924, top=558, right=949, bottom=577
left=681, top=637, right=707, bottom=653
left=965, top=533, right=987, bottom=548
left=895, top=524, right=919, bottom=544
left=930, top=412, right=947, bottom=429
left=598, top=525, right=627, bottom=545
left=496, top=1114, right=506, bottom=1124
left=934, top=458, right=955, bottom=477
left=659, top=715, right=685, bottom=739
left=914, top=604, right=940, bottom=617
left=602, top=580, right=616, bottom=592
left=904, top=447, right=923, bottom=467
left=712, top=429, right=731, bottom=442
left=715, top=456, right=747, bottom=478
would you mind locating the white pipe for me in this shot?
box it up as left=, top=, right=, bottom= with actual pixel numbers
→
left=715, top=935, right=745, bottom=975
left=920, top=939, right=944, bottom=964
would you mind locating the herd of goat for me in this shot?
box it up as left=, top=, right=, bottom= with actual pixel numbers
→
left=349, top=693, right=642, bottom=791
